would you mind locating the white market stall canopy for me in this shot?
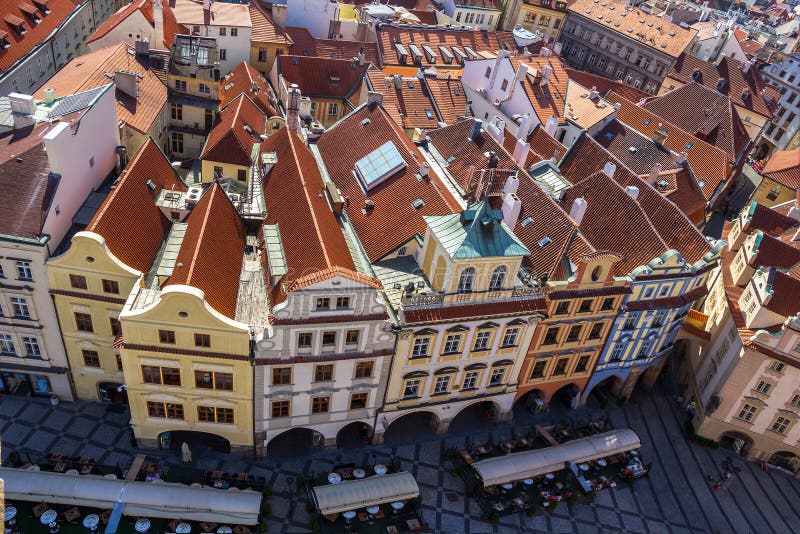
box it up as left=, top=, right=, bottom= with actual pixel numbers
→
left=473, top=429, right=641, bottom=487
left=0, top=468, right=262, bottom=524
left=312, top=471, right=419, bottom=516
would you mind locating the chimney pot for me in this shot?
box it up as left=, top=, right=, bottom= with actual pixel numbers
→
left=468, top=118, right=482, bottom=142
left=602, top=161, right=617, bottom=178
left=625, top=185, right=640, bottom=200
left=570, top=197, right=588, bottom=225
left=367, top=91, right=383, bottom=107
left=648, top=162, right=662, bottom=185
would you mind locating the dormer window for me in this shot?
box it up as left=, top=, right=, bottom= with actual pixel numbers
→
left=33, top=0, right=49, bottom=14
left=0, top=32, right=9, bottom=49
left=489, top=266, right=507, bottom=291
left=457, top=267, right=476, bottom=293
left=4, top=15, right=26, bottom=35
left=19, top=3, right=39, bottom=24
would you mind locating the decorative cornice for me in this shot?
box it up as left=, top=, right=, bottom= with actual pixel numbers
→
left=50, top=289, right=127, bottom=305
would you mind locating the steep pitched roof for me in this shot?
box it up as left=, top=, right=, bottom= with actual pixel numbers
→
left=763, top=149, right=800, bottom=190
left=34, top=42, right=167, bottom=135
left=285, top=26, right=379, bottom=65
left=510, top=56, right=569, bottom=123
left=316, top=103, right=460, bottom=261
left=86, top=138, right=186, bottom=272
left=165, top=182, right=245, bottom=319
left=742, top=201, right=800, bottom=241
left=424, top=74, right=467, bottom=125
left=366, top=69, right=439, bottom=130
left=259, top=127, right=373, bottom=304
left=0, top=0, right=78, bottom=73
left=528, top=124, right=567, bottom=162
left=375, top=24, right=511, bottom=67
left=201, top=94, right=266, bottom=167
left=564, top=68, right=650, bottom=101
left=642, top=83, right=750, bottom=165
left=220, top=61, right=279, bottom=117
left=87, top=0, right=184, bottom=49
left=249, top=1, right=292, bottom=45
left=595, top=119, right=681, bottom=176
left=277, top=55, right=369, bottom=99
left=748, top=231, right=800, bottom=269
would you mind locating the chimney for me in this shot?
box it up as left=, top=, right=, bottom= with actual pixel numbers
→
left=419, top=162, right=430, bottom=178
left=135, top=37, right=150, bottom=56
left=540, top=47, right=551, bottom=57
left=541, top=64, right=553, bottom=85
left=602, top=161, right=617, bottom=178
left=43, top=88, right=56, bottom=105
left=589, top=86, right=599, bottom=100
left=544, top=116, right=558, bottom=136
left=551, top=149, right=560, bottom=163
left=625, top=185, right=640, bottom=200
left=114, top=70, right=139, bottom=99
left=203, top=0, right=211, bottom=11
left=8, top=93, right=36, bottom=130
left=503, top=174, right=519, bottom=196
left=716, top=77, right=726, bottom=92
left=393, top=74, right=403, bottom=90
left=485, top=151, right=499, bottom=169
left=552, top=42, right=563, bottom=56
left=511, top=62, right=528, bottom=95
left=652, top=128, right=667, bottom=145
left=570, top=197, right=588, bottom=225
left=468, top=118, right=482, bottom=142
left=742, top=60, right=752, bottom=74
left=513, top=138, right=530, bottom=166
left=358, top=46, right=365, bottom=65
left=152, top=0, right=164, bottom=49
left=613, top=102, right=621, bottom=111
left=676, top=152, right=688, bottom=165
left=648, top=162, right=662, bottom=185
left=286, top=84, right=301, bottom=132
left=367, top=91, right=383, bottom=107
left=502, top=193, right=523, bottom=229
left=486, top=120, right=504, bottom=144
left=788, top=191, right=800, bottom=221
left=517, top=113, right=531, bottom=139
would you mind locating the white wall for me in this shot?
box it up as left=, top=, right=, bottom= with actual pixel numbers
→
left=286, top=0, right=339, bottom=39
left=87, top=10, right=155, bottom=52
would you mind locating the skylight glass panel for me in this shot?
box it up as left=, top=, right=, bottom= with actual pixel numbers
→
left=355, top=141, right=407, bottom=191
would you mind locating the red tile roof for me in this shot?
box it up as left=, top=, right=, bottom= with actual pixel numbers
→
left=741, top=201, right=800, bottom=242
left=642, top=83, right=750, bottom=166
left=0, top=0, right=77, bottom=73
left=366, top=69, right=439, bottom=130
left=763, top=149, right=800, bottom=190
left=662, top=168, right=708, bottom=225
left=528, top=124, right=567, bottom=162
left=375, top=24, right=512, bottom=67
left=201, top=94, right=266, bottom=166
left=763, top=268, right=800, bottom=316
left=86, top=138, right=186, bottom=272
left=87, top=0, right=185, bottom=49
left=409, top=9, right=437, bottom=25
left=666, top=54, right=778, bottom=118
left=510, top=56, right=569, bottom=123
left=35, top=43, right=167, bottom=135
left=424, top=73, right=468, bottom=125
left=165, top=182, right=245, bottom=319
left=220, top=61, right=279, bottom=117
left=564, top=68, right=650, bottom=101
left=249, top=1, right=292, bottom=45
left=316, top=103, right=461, bottom=261
left=259, top=127, right=377, bottom=304
left=286, top=267, right=382, bottom=292
left=277, top=55, right=369, bottom=100
left=748, top=232, right=800, bottom=269
left=285, top=26, right=379, bottom=65
left=403, top=296, right=546, bottom=324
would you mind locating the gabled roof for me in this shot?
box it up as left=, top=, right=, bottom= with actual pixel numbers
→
left=763, top=149, right=800, bottom=190
left=510, top=56, right=569, bottom=123
left=741, top=200, right=800, bottom=241
left=642, top=83, right=750, bottom=165
left=528, top=124, right=567, bottom=162
left=259, top=127, right=374, bottom=305
left=375, top=24, right=512, bottom=67
left=277, top=55, right=369, bottom=99
left=0, top=0, right=78, bottom=73
left=165, top=182, right=245, bottom=319
left=747, top=231, right=800, bottom=269
left=201, top=94, right=266, bottom=167
left=249, top=1, right=292, bottom=45
left=424, top=73, right=468, bottom=125
left=34, top=42, right=167, bottom=134
left=366, top=69, right=439, bottom=130
left=595, top=119, right=681, bottom=176
left=659, top=168, right=708, bottom=225
left=666, top=53, right=778, bottom=118
left=86, top=138, right=186, bottom=272
left=564, top=79, right=616, bottom=130
left=564, top=68, right=650, bottom=102
left=425, top=200, right=530, bottom=259
left=87, top=0, right=185, bottom=49
left=220, top=61, right=279, bottom=117
left=285, top=26, right=379, bottom=65
left=316, top=103, right=460, bottom=261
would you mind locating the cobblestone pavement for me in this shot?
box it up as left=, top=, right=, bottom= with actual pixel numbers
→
left=1, top=392, right=799, bottom=534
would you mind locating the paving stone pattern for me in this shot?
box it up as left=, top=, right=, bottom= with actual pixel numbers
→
left=1, top=394, right=798, bottom=533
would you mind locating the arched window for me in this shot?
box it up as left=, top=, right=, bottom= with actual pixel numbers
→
left=489, top=266, right=507, bottom=290
left=458, top=267, right=476, bottom=293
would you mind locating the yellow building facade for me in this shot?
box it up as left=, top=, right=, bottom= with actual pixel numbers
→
left=506, top=0, right=570, bottom=40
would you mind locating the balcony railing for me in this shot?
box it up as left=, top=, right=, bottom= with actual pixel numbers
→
left=171, top=123, right=210, bottom=136
left=401, top=285, right=543, bottom=308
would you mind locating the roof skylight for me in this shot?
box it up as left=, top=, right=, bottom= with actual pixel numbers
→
left=354, top=141, right=407, bottom=191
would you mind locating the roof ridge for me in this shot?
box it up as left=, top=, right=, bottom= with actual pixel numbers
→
left=182, top=182, right=220, bottom=286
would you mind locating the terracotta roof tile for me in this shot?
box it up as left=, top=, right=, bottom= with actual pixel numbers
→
left=564, top=68, right=650, bottom=101
left=606, top=91, right=730, bottom=198
left=249, top=1, right=292, bottom=45
left=741, top=201, right=800, bottom=240
left=366, top=69, right=439, bottom=130
left=528, top=124, right=567, bottom=162
left=567, top=0, right=696, bottom=58
left=277, top=55, right=369, bottom=99
left=285, top=26, right=379, bottom=65
left=403, top=296, right=546, bottom=324
left=220, top=61, right=279, bottom=117
left=595, top=119, right=681, bottom=176
left=763, top=268, right=800, bottom=316
left=316, top=103, right=461, bottom=261
left=763, top=149, right=800, bottom=189
left=259, top=127, right=376, bottom=304
left=409, top=9, right=437, bottom=25
left=201, top=94, right=266, bottom=166
left=662, top=168, right=708, bottom=225
left=510, top=56, right=569, bottom=122
left=666, top=54, right=778, bottom=118
left=0, top=0, right=78, bottom=72
left=425, top=73, right=468, bottom=124
left=35, top=43, right=167, bottom=135
left=286, top=267, right=382, bottom=292
left=642, top=83, right=750, bottom=165
left=375, top=24, right=512, bottom=67
left=748, top=232, right=800, bottom=269
left=87, top=138, right=187, bottom=272
left=165, top=182, right=245, bottom=318
left=88, top=0, right=184, bottom=49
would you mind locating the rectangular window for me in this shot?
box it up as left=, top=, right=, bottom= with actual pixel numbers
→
left=502, top=328, right=519, bottom=347
left=737, top=403, right=758, bottom=422
left=652, top=311, right=666, bottom=327
left=159, top=330, right=176, bottom=344
left=11, top=298, right=30, bottom=319
left=566, top=325, right=582, bottom=343
left=311, top=396, right=330, bottom=414
left=298, top=332, right=312, bottom=348
left=321, top=331, right=336, bottom=348
left=161, top=367, right=181, bottom=386
left=23, top=337, right=41, bottom=357
left=194, top=333, right=211, bottom=347
left=336, top=296, right=350, bottom=309
left=433, top=375, right=450, bottom=394
left=198, top=406, right=234, bottom=424
left=637, top=340, right=653, bottom=359
left=771, top=417, right=791, bottom=434
left=101, top=279, right=119, bottom=294
left=411, top=337, right=430, bottom=358
left=575, top=355, right=590, bottom=373
left=314, top=364, right=334, bottom=382
left=473, top=331, right=491, bottom=351
left=578, top=299, right=593, bottom=313
left=69, top=274, right=88, bottom=289
left=147, top=401, right=183, bottom=420
left=219, top=27, right=226, bottom=36
left=194, top=370, right=232, bottom=390
left=258, top=48, right=267, bottom=62
left=16, top=261, right=32, bottom=281
left=531, top=360, right=546, bottom=379
left=175, top=80, right=186, bottom=92
left=231, top=28, right=238, bottom=36
left=0, top=334, right=15, bottom=354
left=197, top=406, right=215, bottom=422
left=271, top=399, right=290, bottom=418
left=316, top=297, right=330, bottom=310
left=444, top=334, right=461, bottom=353
left=350, top=392, right=368, bottom=410
left=543, top=326, right=560, bottom=345
left=199, top=83, right=210, bottom=95
left=769, top=360, right=786, bottom=372
left=327, top=102, right=338, bottom=117
left=171, top=103, right=183, bottom=120
left=755, top=380, right=773, bottom=395
left=355, top=360, right=373, bottom=378
left=110, top=318, right=122, bottom=337
left=553, top=358, right=568, bottom=375
left=142, top=365, right=160, bottom=384
left=403, top=378, right=421, bottom=398
left=345, top=330, right=359, bottom=346
left=489, top=367, right=505, bottom=385
left=610, top=343, right=625, bottom=362
left=587, top=323, right=603, bottom=340
left=116, top=354, right=123, bottom=371
left=219, top=49, right=227, bottom=61
left=171, top=132, right=184, bottom=153
left=82, top=349, right=100, bottom=367
left=554, top=301, right=570, bottom=315
left=462, top=371, right=479, bottom=390
left=622, top=313, right=639, bottom=330
left=272, top=367, right=291, bottom=385
left=790, top=394, right=800, bottom=408
left=74, top=312, right=93, bottom=332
